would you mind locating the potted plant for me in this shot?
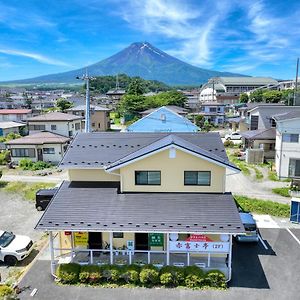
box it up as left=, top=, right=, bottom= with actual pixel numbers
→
left=115, top=258, right=127, bottom=266
left=133, top=259, right=146, bottom=266
left=152, top=260, right=164, bottom=268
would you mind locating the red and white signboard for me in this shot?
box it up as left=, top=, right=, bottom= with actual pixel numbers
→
left=186, top=234, right=213, bottom=242
left=169, top=241, right=230, bottom=253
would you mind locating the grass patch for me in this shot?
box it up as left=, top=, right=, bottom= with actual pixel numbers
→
left=234, top=195, right=290, bottom=218
left=228, top=154, right=250, bottom=176
left=253, top=167, right=264, bottom=180
left=0, top=181, right=56, bottom=201
left=268, top=170, right=279, bottom=181
left=272, top=187, right=290, bottom=197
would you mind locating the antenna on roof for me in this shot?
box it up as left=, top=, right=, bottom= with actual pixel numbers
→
left=76, top=69, right=95, bottom=133
left=116, top=74, right=120, bottom=90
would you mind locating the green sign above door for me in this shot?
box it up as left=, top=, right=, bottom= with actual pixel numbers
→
left=149, top=233, right=164, bottom=247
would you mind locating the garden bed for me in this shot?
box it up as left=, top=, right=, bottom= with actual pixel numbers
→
left=56, top=263, right=226, bottom=290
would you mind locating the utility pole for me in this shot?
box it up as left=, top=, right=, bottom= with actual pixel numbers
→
left=293, top=58, right=299, bottom=106
left=76, top=70, right=94, bottom=133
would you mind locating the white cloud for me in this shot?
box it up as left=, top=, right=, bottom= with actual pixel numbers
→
left=0, top=49, right=70, bottom=66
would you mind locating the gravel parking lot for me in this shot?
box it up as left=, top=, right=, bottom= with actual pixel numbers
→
left=0, top=190, right=43, bottom=283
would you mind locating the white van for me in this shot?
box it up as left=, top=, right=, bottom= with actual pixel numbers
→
left=236, top=213, right=259, bottom=242
left=0, top=231, right=33, bottom=265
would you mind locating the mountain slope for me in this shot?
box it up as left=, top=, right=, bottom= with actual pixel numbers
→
left=5, top=42, right=245, bottom=85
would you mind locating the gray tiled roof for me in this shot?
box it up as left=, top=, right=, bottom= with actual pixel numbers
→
left=218, top=77, right=278, bottom=85
left=106, top=134, right=237, bottom=171
left=36, top=181, right=244, bottom=234
left=27, top=112, right=83, bottom=122
left=60, top=132, right=236, bottom=170
left=241, top=128, right=276, bottom=140
left=273, top=111, right=300, bottom=122
left=250, top=106, right=300, bottom=129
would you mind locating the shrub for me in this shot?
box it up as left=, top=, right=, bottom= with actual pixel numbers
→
left=184, top=266, right=204, bottom=288
left=79, top=265, right=102, bottom=284
left=0, top=150, right=10, bottom=165
left=159, top=266, right=185, bottom=287
left=204, top=270, right=226, bottom=289
left=0, top=285, right=15, bottom=298
left=272, top=187, right=290, bottom=197
left=101, top=265, right=121, bottom=282
left=19, top=158, right=34, bottom=170
left=56, top=263, right=81, bottom=284
left=139, top=265, right=159, bottom=286
left=224, top=140, right=234, bottom=147
left=121, top=269, right=140, bottom=284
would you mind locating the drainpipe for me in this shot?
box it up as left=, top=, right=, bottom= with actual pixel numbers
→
left=278, top=129, right=283, bottom=179
left=49, top=231, right=58, bottom=279
left=226, top=235, right=233, bottom=283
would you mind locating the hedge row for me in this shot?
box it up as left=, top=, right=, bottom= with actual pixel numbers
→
left=56, top=263, right=226, bottom=289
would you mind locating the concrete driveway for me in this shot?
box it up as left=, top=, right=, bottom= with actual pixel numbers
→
left=17, top=228, right=300, bottom=300
left=0, top=190, right=44, bottom=283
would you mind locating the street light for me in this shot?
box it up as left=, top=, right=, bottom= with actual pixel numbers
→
left=76, top=70, right=95, bottom=133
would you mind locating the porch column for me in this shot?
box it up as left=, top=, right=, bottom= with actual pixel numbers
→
left=70, top=232, right=75, bottom=262
left=228, top=235, right=233, bottom=281
left=49, top=231, right=55, bottom=276
left=109, top=232, right=113, bottom=264
left=166, top=233, right=170, bottom=265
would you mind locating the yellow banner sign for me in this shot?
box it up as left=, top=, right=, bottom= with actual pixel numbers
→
left=74, top=232, right=88, bottom=247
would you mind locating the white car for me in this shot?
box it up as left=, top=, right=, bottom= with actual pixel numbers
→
left=0, top=231, right=33, bottom=266
left=225, top=132, right=242, bottom=140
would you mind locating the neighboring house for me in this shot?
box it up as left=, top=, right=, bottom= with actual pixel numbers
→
left=66, top=105, right=111, bottom=132
left=106, top=89, right=126, bottom=104
left=126, top=106, right=199, bottom=132
left=27, top=112, right=83, bottom=137
left=140, top=106, right=188, bottom=117
left=0, top=122, right=26, bottom=137
left=240, top=128, right=276, bottom=159
left=0, top=109, right=32, bottom=122
left=36, top=132, right=243, bottom=281
left=194, top=103, right=226, bottom=126
left=274, top=112, right=300, bottom=179
left=6, top=131, right=71, bottom=164
left=239, top=105, right=300, bottom=160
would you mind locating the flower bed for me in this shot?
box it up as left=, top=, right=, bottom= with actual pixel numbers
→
left=56, top=263, right=226, bottom=290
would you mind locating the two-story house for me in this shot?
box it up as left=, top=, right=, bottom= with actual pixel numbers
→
left=0, top=109, right=32, bottom=122
left=240, top=105, right=300, bottom=159
left=196, top=103, right=226, bottom=126
left=36, top=132, right=243, bottom=281
left=274, top=112, right=300, bottom=179
left=66, top=105, right=111, bottom=132
left=27, top=112, right=83, bottom=137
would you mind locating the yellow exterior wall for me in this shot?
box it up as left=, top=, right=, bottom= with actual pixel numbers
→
left=119, top=148, right=225, bottom=193
left=68, top=168, right=120, bottom=182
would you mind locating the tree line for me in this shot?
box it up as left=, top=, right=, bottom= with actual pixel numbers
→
left=239, top=89, right=294, bottom=104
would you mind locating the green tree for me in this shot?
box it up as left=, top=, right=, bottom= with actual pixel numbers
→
left=117, top=94, right=146, bottom=115
left=56, top=98, right=73, bottom=112
left=194, top=115, right=205, bottom=128
left=249, top=90, right=263, bottom=102
left=262, top=90, right=283, bottom=103
left=239, top=93, right=249, bottom=103
left=202, top=120, right=212, bottom=132
left=127, top=78, right=145, bottom=95
left=144, top=90, right=187, bottom=108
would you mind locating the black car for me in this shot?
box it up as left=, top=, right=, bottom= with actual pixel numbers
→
left=35, top=188, right=58, bottom=211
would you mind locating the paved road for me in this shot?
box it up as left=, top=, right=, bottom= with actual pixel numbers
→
left=226, top=171, right=289, bottom=204
left=0, top=191, right=44, bottom=283
left=17, top=228, right=300, bottom=300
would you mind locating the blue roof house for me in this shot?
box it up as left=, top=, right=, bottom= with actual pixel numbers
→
left=125, top=106, right=199, bottom=132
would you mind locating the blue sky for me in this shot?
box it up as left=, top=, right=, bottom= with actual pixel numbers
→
left=0, top=0, right=299, bottom=81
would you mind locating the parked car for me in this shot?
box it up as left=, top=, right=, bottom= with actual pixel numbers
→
left=225, top=132, right=242, bottom=140
left=0, top=231, right=33, bottom=265
left=35, top=188, right=58, bottom=211
left=235, top=212, right=259, bottom=243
